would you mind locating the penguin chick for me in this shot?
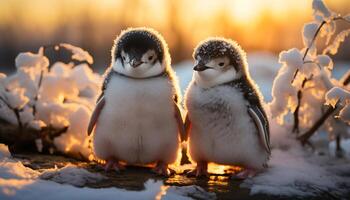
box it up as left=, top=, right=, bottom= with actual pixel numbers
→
left=184, top=38, right=270, bottom=178
left=88, top=27, right=185, bottom=176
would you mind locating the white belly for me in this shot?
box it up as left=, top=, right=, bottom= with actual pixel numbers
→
left=186, top=83, right=268, bottom=169
left=93, top=75, right=180, bottom=164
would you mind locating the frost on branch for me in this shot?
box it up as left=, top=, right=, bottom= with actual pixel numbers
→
left=323, top=29, right=350, bottom=55
left=59, top=43, right=94, bottom=64
left=269, top=0, right=350, bottom=147
left=302, top=23, right=318, bottom=53
left=0, top=45, right=101, bottom=159
left=312, top=0, right=335, bottom=22
left=325, top=87, right=350, bottom=125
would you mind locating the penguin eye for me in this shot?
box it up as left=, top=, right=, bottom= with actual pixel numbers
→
left=218, top=62, right=225, bottom=67
left=148, top=55, right=153, bottom=61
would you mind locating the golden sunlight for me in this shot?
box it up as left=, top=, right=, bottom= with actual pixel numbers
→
left=228, top=0, right=263, bottom=24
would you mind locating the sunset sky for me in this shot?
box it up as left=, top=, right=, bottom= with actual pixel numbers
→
left=0, top=0, right=349, bottom=69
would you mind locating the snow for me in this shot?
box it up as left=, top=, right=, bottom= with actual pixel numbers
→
left=241, top=117, right=350, bottom=197
left=15, top=49, right=49, bottom=70
left=325, top=87, right=350, bottom=108
left=59, top=43, right=94, bottom=64
left=242, top=147, right=350, bottom=197
left=278, top=48, right=303, bottom=70
left=302, top=23, right=318, bottom=47
left=317, top=55, right=333, bottom=70
left=268, top=49, right=302, bottom=123
left=2, top=88, right=29, bottom=110
left=323, top=29, right=350, bottom=55
left=0, top=144, right=215, bottom=200
left=0, top=47, right=102, bottom=158
left=325, top=87, right=350, bottom=124
left=312, top=0, right=333, bottom=22
left=40, top=164, right=106, bottom=187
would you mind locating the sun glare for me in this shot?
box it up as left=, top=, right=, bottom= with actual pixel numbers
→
left=229, top=0, right=262, bottom=24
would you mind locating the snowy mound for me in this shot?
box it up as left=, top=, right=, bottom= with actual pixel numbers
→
left=0, top=45, right=102, bottom=159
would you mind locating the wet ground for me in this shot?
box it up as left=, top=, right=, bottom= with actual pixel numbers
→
left=13, top=153, right=337, bottom=200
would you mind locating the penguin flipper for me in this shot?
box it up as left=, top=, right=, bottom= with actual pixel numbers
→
left=174, top=102, right=186, bottom=141
left=248, top=106, right=271, bottom=154
left=87, top=96, right=106, bottom=136
left=96, top=68, right=114, bottom=103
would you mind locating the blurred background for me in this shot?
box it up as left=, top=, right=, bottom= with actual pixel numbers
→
left=0, top=0, right=349, bottom=74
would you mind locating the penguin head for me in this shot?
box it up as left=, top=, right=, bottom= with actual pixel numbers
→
left=192, top=38, right=248, bottom=88
left=111, top=27, right=169, bottom=78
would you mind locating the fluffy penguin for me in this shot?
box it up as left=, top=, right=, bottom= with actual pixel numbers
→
left=88, top=27, right=185, bottom=176
left=184, top=38, right=270, bottom=178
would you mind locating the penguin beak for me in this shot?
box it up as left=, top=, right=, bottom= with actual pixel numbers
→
left=130, top=59, right=143, bottom=68
left=193, top=63, right=210, bottom=71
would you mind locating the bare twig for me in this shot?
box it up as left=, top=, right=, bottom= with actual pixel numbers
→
left=343, top=72, right=350, bottom=85
left=32, top=69, right=44, bottom=116
left=292, top=78, right=310, bottom=134
left=297, top=104, right=338, bottom=145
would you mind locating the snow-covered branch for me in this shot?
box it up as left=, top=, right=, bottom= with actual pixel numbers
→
left=269, top=0, right=350, bottom=148
left=0, top=44, right=101, bottom=159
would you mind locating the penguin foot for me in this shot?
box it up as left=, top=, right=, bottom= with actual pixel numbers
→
left=152, top=161, right=173, bottom=177
left=186, top=161, right=208, bottom=178
left=104, top=158, right=124, bottom=173
left=231, top=169, right=257, bottom=180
